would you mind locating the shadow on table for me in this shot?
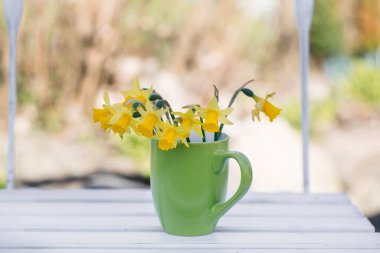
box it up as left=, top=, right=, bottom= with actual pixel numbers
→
left=369, top=214, right=380, bottom=232
left=20, top=171, right=150, bottom=189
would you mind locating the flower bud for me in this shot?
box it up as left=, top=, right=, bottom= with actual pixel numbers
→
left=241, top=88, right=254, bottom=98
left=132, top=112, right=141, bottom=118
left=149, top=94, right=162, bottom=101
left=155, top=100, right=165, bottom=109
left=132, top=103, right=140, bottom=110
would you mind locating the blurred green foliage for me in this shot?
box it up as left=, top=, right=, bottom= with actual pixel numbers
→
left=283, top=61, right=380, bottom=135
left=0, top=170, right=5, bottom=189
left=120, top=0, right=192, bottom=63
left=241, top=20, right=273, bottom=65
left=344, top=61, right=380, bottom=106
left=310, top=0, right=344, bottom=59
left=36, top=108, right=64, bottom=133
left=17, top=71, right=38, bottom=105
left=112, top=134, right=150, bottom=176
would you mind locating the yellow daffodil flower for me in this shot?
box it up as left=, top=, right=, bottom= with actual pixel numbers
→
left=173, top=109, right=203, bottom=138
left=136, top=102, right=167, bottom=138
left=108, top=103, right=137, bottom=136
left=93, top=92, right=138, bottom=136
left=93, top=92, right=115, bottom=131
left=251, top=107, right=261, bottom=122
left=93, top=79, right=281, bottom=151
left=252, top=93, right=281, bottom=122
left=122, top=79, right=151, bottom=108
left=93, top=107, right=112, bottom=131
left=156, top=122, right=190, bottom=151
left=195, top=97, right=233, bottom=133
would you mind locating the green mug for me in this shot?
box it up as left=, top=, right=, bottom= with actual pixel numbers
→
left=150, top=133, right=252, bottom=236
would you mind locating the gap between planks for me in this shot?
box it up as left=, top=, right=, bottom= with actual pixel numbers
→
left=0, top=232, right=380, bottom=249
left=0, top=216, right=374, bottom=233
left=0, top=202, right=362, bottom=217
left=0, top=190, right=350, bottom=204
left=1, top=250, right=380, bottom=253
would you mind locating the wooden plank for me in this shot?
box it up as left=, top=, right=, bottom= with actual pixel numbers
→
left=0, top=215, right=374, bottom=232
left=0, top=190, right=350, bottom=204
left=1, top=250, right=380, bottom=253
left=0, top=232, right=379, bottom=249
left=0, top=202, right=361, bottom=217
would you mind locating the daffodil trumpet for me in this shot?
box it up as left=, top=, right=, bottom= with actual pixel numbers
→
left=155, top=122, right=191, bottom=151
left=252, top=93, right=282, bottom=122
left=194, top=97, right=233, bottom=141
left=92, top=78, right=281, bottom=151
left=174, top=109, right=203, bottom=143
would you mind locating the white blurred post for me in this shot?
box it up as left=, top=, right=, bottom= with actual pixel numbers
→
left=4, top=0, right=24, bottom=190
left=295, top=0, right=314, bottom=193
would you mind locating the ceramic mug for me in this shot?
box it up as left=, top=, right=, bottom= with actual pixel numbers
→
left=150, top=133, right=252, bottom=236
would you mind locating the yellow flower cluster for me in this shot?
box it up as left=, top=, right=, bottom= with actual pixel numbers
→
left=93, top=79, right=281, bottom=151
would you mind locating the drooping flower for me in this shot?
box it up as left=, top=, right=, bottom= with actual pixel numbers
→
left=93, top=108, right=112, bottom=131
left=156, top=122, right=190, bottom=151
left=92, top=92, right=114, bottom=131
left=173, top=109, right=203, bottom=138
left=195, top=97, right=233, bottom=133
left=252, top=92, right=281, bottom=122
left=136, top=102, right=167, bottom=138
left=108, top=103, right=137, bottom=136
left=122, top=79, right=151, bottom=109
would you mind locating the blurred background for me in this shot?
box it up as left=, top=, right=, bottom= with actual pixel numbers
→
left=0, top=0, right=379, bottom=228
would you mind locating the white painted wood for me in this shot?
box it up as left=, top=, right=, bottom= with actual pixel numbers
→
left=0, top=232, right=379, bottom=249
left=295, top=0, right=314, bottom=192
left=0, top=215, right=374, bottom=232
left=0, top=202, right=361, bottom=217
left=0, top=191, right=377, bottom=251
left=4, top=0, right=24, bottom=190
left=1, top=250, right=380, bottom=253
left=0, top=190, right=350, bottom=204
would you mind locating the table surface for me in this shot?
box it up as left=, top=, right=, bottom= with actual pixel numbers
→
left=0, top=189, right=379, bottom=252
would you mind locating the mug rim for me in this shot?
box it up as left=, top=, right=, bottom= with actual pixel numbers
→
left=151, top=133, right=229, bottom=147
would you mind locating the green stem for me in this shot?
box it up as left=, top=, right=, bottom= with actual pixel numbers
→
left=164, top=100, right=177, bottom=126
left=216, top=79, right=255, bottom=140
left=199, top=118, right=207, bottom=142
left=165, top=112, right=173, bottom=125
left=152, top=91, right=177, bottom=126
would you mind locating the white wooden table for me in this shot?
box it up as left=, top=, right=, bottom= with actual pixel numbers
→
left=0, top=189, right=379, bottom=252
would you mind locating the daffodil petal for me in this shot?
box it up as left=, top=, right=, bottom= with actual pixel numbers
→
left=251, top=109, right=260, bottom=121
left=131, top=78, right=140, bottom=91
left=103, top=91, right=110, bottom=105
left=194, top=125, right=203, bottom=138
left=266, top=92, right=276, bottom=98
left=179, top=137, right=189, bottom=147
left=207, top=97, right=220, bottom=111
left=220, top=107, right=233, bottom=115
left=109, top=112, right=123, bottom=124
left=219, top=116, right=233, bottom=125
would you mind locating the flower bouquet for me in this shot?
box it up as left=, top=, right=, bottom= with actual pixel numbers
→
left=93, top=79, right=281, bottom=236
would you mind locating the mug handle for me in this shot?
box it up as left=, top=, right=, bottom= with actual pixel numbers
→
left=208, top=150, right=252, bottom=226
